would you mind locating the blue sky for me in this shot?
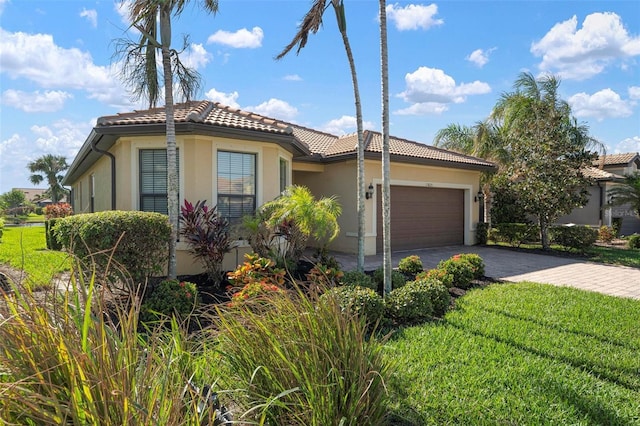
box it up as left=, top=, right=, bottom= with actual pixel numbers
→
left=1, top=0, right=639, bottom=195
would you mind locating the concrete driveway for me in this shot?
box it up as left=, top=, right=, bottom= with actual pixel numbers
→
left=332, top=246, right=640, bottom=300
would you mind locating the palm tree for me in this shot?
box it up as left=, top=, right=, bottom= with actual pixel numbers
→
left=27, top=154, right=69, bottom=203
left=116, top=0, right=218, bottom=279
left=434, top=121, right=508, bottom=226
left=607, top=173, right=640, bottom=218
left=276, top=0, right=367, bottom=272
left=379, top=0, right=392, bottom=296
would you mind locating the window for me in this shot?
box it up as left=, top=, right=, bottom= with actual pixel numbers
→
left=217, top=151, right=256, bottom=221
left=139, top=149, right=179, bottom=214
left=279, top=158, right=288, bottom=193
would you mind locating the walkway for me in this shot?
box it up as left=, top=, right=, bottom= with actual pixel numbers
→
left=331, top=246, right=640, bottom=300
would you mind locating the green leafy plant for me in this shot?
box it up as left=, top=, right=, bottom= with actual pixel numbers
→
left=415, top=268, right=454, bottom=288
left=373, top=267, right=406, bottom=290
left=437, top=255, right=475, bottom=289
left=228, top=280, right=285, bottom=309
left=628, top=234, right=640, bottom=249
left=54, top=211, right=171, bottom=287
left=384, top=280, right=434, bottom=324
left=492, top=222, right=540, bottom=247
left=179, top=199, right=232, bottom=286
left=0, top=217, right=4, bottom=242
left=341, top=270, right=376, bottom=290
left=550, top=225, right=598, bottom=252
left=397, top=255, right=423, bottom=276
left=44, top=202, right=74, bottom=250
left=598, top=225, right=615, bottom=243
left=454, top=253, right=485, bottom=279
left=141, top=279, right=199, bottom=323
left=408, top=278, right=451, bottom=317
left=305, top=263, right=344, bottom=288
left=321, top=285, right=385, bottom=326
left=476, top=222, right=489, bottom=245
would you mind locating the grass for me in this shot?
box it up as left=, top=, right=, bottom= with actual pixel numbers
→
left=0, top=225, right=70, bottom=289
left=2, top=213, right=45, bottom=223
left=385, top=282, right=640, bottom=425
left=488, top=241, right=640, bottom=268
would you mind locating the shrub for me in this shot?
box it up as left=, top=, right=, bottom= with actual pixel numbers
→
left=214, top=286, right=390, bottom=425
left=598, top=225, right=615, bottom=243
left=0, top=217, right=4, bottom=242
left=322, top=285, right=385, bottom=326
left=53, top=211, right=171, bottom=287
left=549, top=225, right=598, bottom=252
left=385, top=280, right=434, bottom=324
left=492, top=223, right=540, bottom=247
left=612, top=218, right=623, bottom=237
left=341, top=270, right=376, bottom=290
left=455, top=253, right=485, bottom=279
left=415, top=268, right=454, bottom=288
left=141, top=279, right=198, bottom=323
left=437, top=256, right=475, bottom=289
left=228, top=280, right=285, bottom=309
left=628, top=234, right=640, bottom=249
left=43, top=202, right=73, bottom=219
left=397, top=255, right=423, bottom=276
left=227, top=253, right=286, bottom=289
left=305, top=263, right=344, bottom=288
left=179, top=199, right=232, bottom=287
left=409, top=278, right=451, bottom=317
left=476, top=222, right=489, bottom=245
left=373, top=267, right=407, bottom=290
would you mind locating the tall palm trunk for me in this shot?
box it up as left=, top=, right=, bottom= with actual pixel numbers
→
left=160, top=6, right=179, bottom=279
left=335, top=14, right=366, bottom=272
left=379, top=0, right=392, bottom=296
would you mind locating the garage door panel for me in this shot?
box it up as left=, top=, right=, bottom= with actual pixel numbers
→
left=376, top=185, right=464, bottom=251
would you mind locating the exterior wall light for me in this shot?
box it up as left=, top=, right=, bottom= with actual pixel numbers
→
left=475, top=191, right=485, bottom=203
left=366, top=183, right=374, bottom=199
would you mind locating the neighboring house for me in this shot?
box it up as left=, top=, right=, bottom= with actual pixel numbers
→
left=62, top=101, right=495, bottom=275
left=557, top=152, right=640, bottom=235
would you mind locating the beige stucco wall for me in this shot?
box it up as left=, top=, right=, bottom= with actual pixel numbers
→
left=70, top=134, right=293, bottom=275
left=294, top=159, right=482, bottom=255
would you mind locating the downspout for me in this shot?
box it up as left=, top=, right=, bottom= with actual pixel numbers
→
left=597, top=181, right=603, bottom=226
left=90, top=137, right=116, bottom=210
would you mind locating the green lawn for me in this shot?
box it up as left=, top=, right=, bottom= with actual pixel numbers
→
left=0, top=225, right=70, bottom=289
left=385, top=283, right=640, bottom=425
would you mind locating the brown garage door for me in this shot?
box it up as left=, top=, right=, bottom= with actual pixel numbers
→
left=376, top=185, right=464, bottom=251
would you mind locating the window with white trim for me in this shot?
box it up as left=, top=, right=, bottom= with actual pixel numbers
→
left=279, top=158, right=289, bottom=193
left=139, top=148, right=179, bottom=214
left=217, top=151, right=256, bottom=221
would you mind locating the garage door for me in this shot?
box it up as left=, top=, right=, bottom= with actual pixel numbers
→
left=376, top=185, right=464, bottom=251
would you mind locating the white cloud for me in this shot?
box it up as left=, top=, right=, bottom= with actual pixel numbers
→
left=629, top=86, right=640, bottom=100
left=80, top=8, right=97, bottom=28
left=1, top=89, right=73, bottom=112
left=531, top=12, right=640, bottom=80
left=396, top=66, right=490, bottom=115
left=284, top=74, right=302, bottom=82
left=386, top=3, right=443, bottom=31
left=207, top=27, right=263, bottom=48
left=466, top=48, right=495, bottom=68
left=0, top=29, right=126, bottom=105
left=182, top=43, right=211, bottom=70
left=612, top=136, right=640, bottom=154
left=114, top=0, right=133, bottom=26
left=246, top=99, right=298, bottom=122
left=320, top=115, right=375, bottom=135
left=568, top=89, right=634, bottom=121
left=205, top=88, right=240, bottom=108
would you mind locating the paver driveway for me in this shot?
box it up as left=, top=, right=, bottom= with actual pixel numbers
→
left=332, top=246, right=640, bottom=299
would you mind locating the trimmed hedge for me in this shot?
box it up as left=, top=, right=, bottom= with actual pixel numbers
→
left=549, top=225, right=598, bottom=252
left=54, top=211, right=171, bottom=285
left=628, top=234, right=640, bottom=249
left=340, top=270, right=376, bottom=290
left=476, top=222, right=489, bottom=245
left=322, top=285, right=385, bottom=326
left=385, top=280, right=434, bottom=324
left=490, top=223, right=540, bottom=247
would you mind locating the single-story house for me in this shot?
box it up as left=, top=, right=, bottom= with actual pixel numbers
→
left=62, top=101, right=495, bottom=275
left=557, top=152, right=640, bottom=235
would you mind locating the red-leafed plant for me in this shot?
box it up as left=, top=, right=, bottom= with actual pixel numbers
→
left=44, top=202, right=73, bottom=219
left=179, top=200, right=232, bottom=287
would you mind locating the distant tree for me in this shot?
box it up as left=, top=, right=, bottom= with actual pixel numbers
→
left=0, top=189, right=27, bottom=213
left=115, top=0, right=219, bottom=279
left=607, top=173, right=640, bottom=218
left=27, top=154, right=69, bottom=203
left=277, top=0, right=367, bottom=272
left=492, top=73, right=601, bottom=249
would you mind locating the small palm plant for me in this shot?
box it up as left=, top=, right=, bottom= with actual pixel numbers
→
left=607, top=173, right=640, bottom=218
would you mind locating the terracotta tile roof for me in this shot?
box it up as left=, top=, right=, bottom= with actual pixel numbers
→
left=594, top=152, right=640, bottom=166
left=582, top=167, right=624, bottom=180
left=96, top=101, right=293, bottom=135
left=94, top=100, right=494, bottom=169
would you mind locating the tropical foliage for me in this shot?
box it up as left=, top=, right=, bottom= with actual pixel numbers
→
left=607, top=172, right=640, bottom=218
left=27, top=154, right=69, bottom=203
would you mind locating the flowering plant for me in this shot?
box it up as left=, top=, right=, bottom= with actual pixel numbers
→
left=44, top=203, right=73, bottom=219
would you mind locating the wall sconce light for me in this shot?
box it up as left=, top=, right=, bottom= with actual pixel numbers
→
left=474, top=191, right=485, bottom=203
left=366, top=183, right=374, bottom=199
